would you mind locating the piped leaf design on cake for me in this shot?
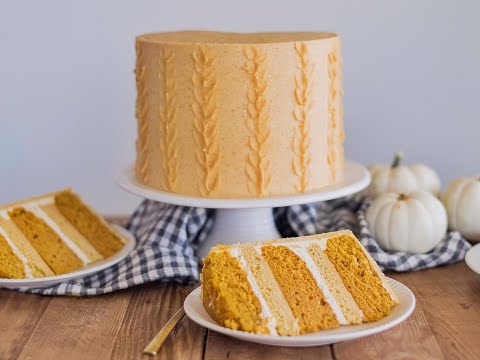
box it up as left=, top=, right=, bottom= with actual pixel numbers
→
left=135, top=42, right=149, bottom=183
left=292, top=42, right=314, bottom=193
left=327, top=47, right=342, bottom=181
left=337, top=47, right=345, bottom=165
left=243, top=46, right=272, bottom=196
left=192, top=47, right=221, bottom=196
left=158, top=49, right=179, bottom=191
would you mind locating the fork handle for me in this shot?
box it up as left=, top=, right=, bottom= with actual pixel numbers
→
left=143, top=306, right=186, bottom=355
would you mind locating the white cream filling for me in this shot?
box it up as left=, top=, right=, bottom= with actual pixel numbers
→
left=0, top=226, right=33, bottom=279
left=230, top=247, right=278, bottom=335
left=23, top=202, right=91, bottom=265
left=272, top=238, right=328, bottom=250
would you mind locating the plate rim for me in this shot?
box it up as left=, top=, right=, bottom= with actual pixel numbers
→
left=0, top=225, right=135, bottom=289
left=465, top=242, right=480, bottom=275
left=184, top=277, right=415, bottom=346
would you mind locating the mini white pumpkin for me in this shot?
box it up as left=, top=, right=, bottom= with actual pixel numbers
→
left=366, top=191, right=447, bottom=253
left=442, top=176, right=480, bottom=242
left=366, top=153, right=441, bottom=197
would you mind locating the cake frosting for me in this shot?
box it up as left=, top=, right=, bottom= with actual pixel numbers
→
left=134, top=31, right=345, bottom=198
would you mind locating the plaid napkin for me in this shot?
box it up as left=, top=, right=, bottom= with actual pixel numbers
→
left=19, top=196, right=471, bottom=296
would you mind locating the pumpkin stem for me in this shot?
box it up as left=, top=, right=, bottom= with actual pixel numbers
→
left=398, top=194, right=408, bottom=201
left=391, top=152, right=404, bottom=168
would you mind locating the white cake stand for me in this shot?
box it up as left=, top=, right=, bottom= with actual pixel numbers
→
left=117, top=160, right=370, bottom=259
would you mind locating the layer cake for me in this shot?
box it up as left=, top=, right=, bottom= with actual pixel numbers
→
left=0, top=189, right=126, bottom=279
left=134, top=31, right=345, bottom=198
left=201, top=230, right=398, bottom=335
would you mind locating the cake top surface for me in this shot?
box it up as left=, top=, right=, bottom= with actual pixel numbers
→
left=210, top=230, right=354, bottom=252
left=0, top=188, right=72, bottom=212
left=137, top=30, right=337, bottom=45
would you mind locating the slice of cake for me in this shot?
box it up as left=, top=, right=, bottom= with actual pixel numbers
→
left=201, top=230, right=398, bottom=336
left=0, top=189, right=126, bottom=279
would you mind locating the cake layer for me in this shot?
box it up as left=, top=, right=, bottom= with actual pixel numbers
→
left=201, top=230, right=398, bottom=335
left=202, top=249, right=269, bottom=334
left=325, top=234, right=396, bottom=321
left=40, top=203, right=103, bottom=262
left=54, top=191, right=125, bottom=257
left=0, top=230, right=27, bottom=279
left=0, top=218, right=54, bottom=278
left=134, top=31, right=344, bottom=198
left=308, top=243, right=364, bottom=324
left=0, top=189, right=125, bottom=279
left=241, top=247, right=299, bottom=336
left=261, top=245, right=340, bottom=333
left=9, top=208, right=84, bottom=275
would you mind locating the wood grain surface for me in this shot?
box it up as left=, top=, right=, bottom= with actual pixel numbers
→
left=1, top=220, right=479, bottom=359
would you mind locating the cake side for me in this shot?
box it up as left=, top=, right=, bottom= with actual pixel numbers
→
left=201, top=230, right=398, bottom=335
left=325, top=234, right=396, bottom=321
left=134, top=31, right=344, bottom=198
left=201, top=248, right=270, bottom=334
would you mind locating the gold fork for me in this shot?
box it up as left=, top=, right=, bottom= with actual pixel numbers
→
left=143, top=306, right=186, bottom=356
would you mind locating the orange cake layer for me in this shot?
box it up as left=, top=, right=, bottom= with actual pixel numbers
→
left=0, top=189, right=126, bottom=279
left=201, top=230, right=398, bottom=336
left=134, top=31, right=344, bottom=198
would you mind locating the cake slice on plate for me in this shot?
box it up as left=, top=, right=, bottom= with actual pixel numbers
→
left=201, top=230, right=398, bottom=336
left=0, top=189, right=126, bottom=279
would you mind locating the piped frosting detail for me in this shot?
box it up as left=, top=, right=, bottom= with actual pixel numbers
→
left=192, top=47, right=221, bottom=196
left=243, top=46, right=272, bottom=196
left=327, top=48, right=339, bottom=181
left=292, top=42, right=314, bottom=192
left=158, top=49, right=179, bottom=191
left=135, top=42, right=150, bottom=183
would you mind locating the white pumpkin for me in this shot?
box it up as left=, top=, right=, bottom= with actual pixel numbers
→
left=366, top=191, right=447, bottom=253
left=366, top=153, right=441, bottom=197
left=442, top=176, right=480, bottom=242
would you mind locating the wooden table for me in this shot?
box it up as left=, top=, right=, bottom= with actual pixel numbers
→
left=1, top=261, right=479, bottom=360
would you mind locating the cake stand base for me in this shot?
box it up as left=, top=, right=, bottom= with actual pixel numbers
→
left=117, top=160, right=370, bottom=259
left=205, top=207, right=280, bottom=258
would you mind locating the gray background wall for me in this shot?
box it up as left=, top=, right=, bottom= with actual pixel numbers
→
left=0, top=0, right=478, bottom=214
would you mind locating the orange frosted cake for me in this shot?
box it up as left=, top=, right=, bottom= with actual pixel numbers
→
left=134, top=31, right=344, bottom=198
left=0, top=189, right=126, bottom=279
left=201, top=230, right=398, bottom=335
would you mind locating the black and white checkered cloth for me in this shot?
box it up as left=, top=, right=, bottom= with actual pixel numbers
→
left=20, top=196, right=471, bottom=295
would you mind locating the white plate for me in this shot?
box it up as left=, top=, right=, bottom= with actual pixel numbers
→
left=0, top=225, right=135, bottom=289
left=465, top=243, right=480, bottom=275
left=184, top=278, right=415, bottom=347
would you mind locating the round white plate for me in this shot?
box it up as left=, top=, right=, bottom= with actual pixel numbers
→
left=184, top=278, right=415, bottom=347
left=465, top=243, right=480, bottom=276
left=117, top=160, right=370, bottom=209
left=0, top=225, right=135, bottom=289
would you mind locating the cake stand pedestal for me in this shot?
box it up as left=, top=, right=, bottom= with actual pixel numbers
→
left=117, top=160, right=370, bottom=259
